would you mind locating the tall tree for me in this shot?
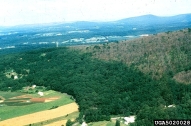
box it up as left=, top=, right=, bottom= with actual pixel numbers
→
left=66, top=119, right=73, bottom=126
left=115, top=120, right=120, bottom=126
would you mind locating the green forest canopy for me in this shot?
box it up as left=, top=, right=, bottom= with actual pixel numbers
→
left=0, top=28, right=191, bottom=125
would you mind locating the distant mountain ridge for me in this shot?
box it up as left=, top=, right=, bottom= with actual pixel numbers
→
left=113, top=14, right=191, bottom=28
left=117, top=14, right=191, bottom=23
left=1, top=13, right=191, bottom=31
left=1, top=13, right=191, bottom=55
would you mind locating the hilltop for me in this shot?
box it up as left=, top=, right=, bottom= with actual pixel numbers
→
left=76, top=28, right=191, bottom=82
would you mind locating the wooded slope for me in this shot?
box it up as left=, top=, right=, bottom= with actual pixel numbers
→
left=80, top=28, right=191, bottom=82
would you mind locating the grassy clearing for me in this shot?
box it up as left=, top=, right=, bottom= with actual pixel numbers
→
left=0, top=90, right=74, bottom=120
left=44, top=120, right=68, bottom=126
left=88, top=121, right=110, bottom=126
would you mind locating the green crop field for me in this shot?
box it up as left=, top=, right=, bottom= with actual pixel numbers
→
left=0, top=91, right=25, bottom=99
left=0, top=90, right=74, bottom=121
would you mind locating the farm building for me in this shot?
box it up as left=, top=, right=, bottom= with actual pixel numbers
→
left=38, top=91, right=44, bottom=96
left=124, top=116, right=135, bottom=125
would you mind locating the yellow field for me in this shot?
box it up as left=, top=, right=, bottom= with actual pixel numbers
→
left=0, top=103, right=78, bottom=126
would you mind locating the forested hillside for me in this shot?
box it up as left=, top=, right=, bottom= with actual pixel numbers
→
left=80, top=28, right=191, bottom=81
left=0, top=29, right=191, bottom=125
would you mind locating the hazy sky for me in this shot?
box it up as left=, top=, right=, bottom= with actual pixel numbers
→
left=0, top=0, right=191, bottom=26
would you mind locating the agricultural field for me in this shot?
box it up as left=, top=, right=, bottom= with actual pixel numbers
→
left=0, top=90, right=77, bottom=125
left=0, top=103, right=78, bottom=126
left=39, top=112, right=78, bottom=126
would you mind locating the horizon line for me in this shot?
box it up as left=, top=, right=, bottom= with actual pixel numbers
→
left=1, top=13, right=191, bottom=27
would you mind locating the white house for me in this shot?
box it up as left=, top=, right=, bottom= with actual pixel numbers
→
left=14, top=75, right=18, bottom=80
left=32, top=85, right=36, bottom=89
left=124, top=116, right=135, bottom=125
left=81, top=122, right=87, bottom=126
left=168, top=104, right=176, bottom=108
left=38, top=91, right=44, bottom=96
